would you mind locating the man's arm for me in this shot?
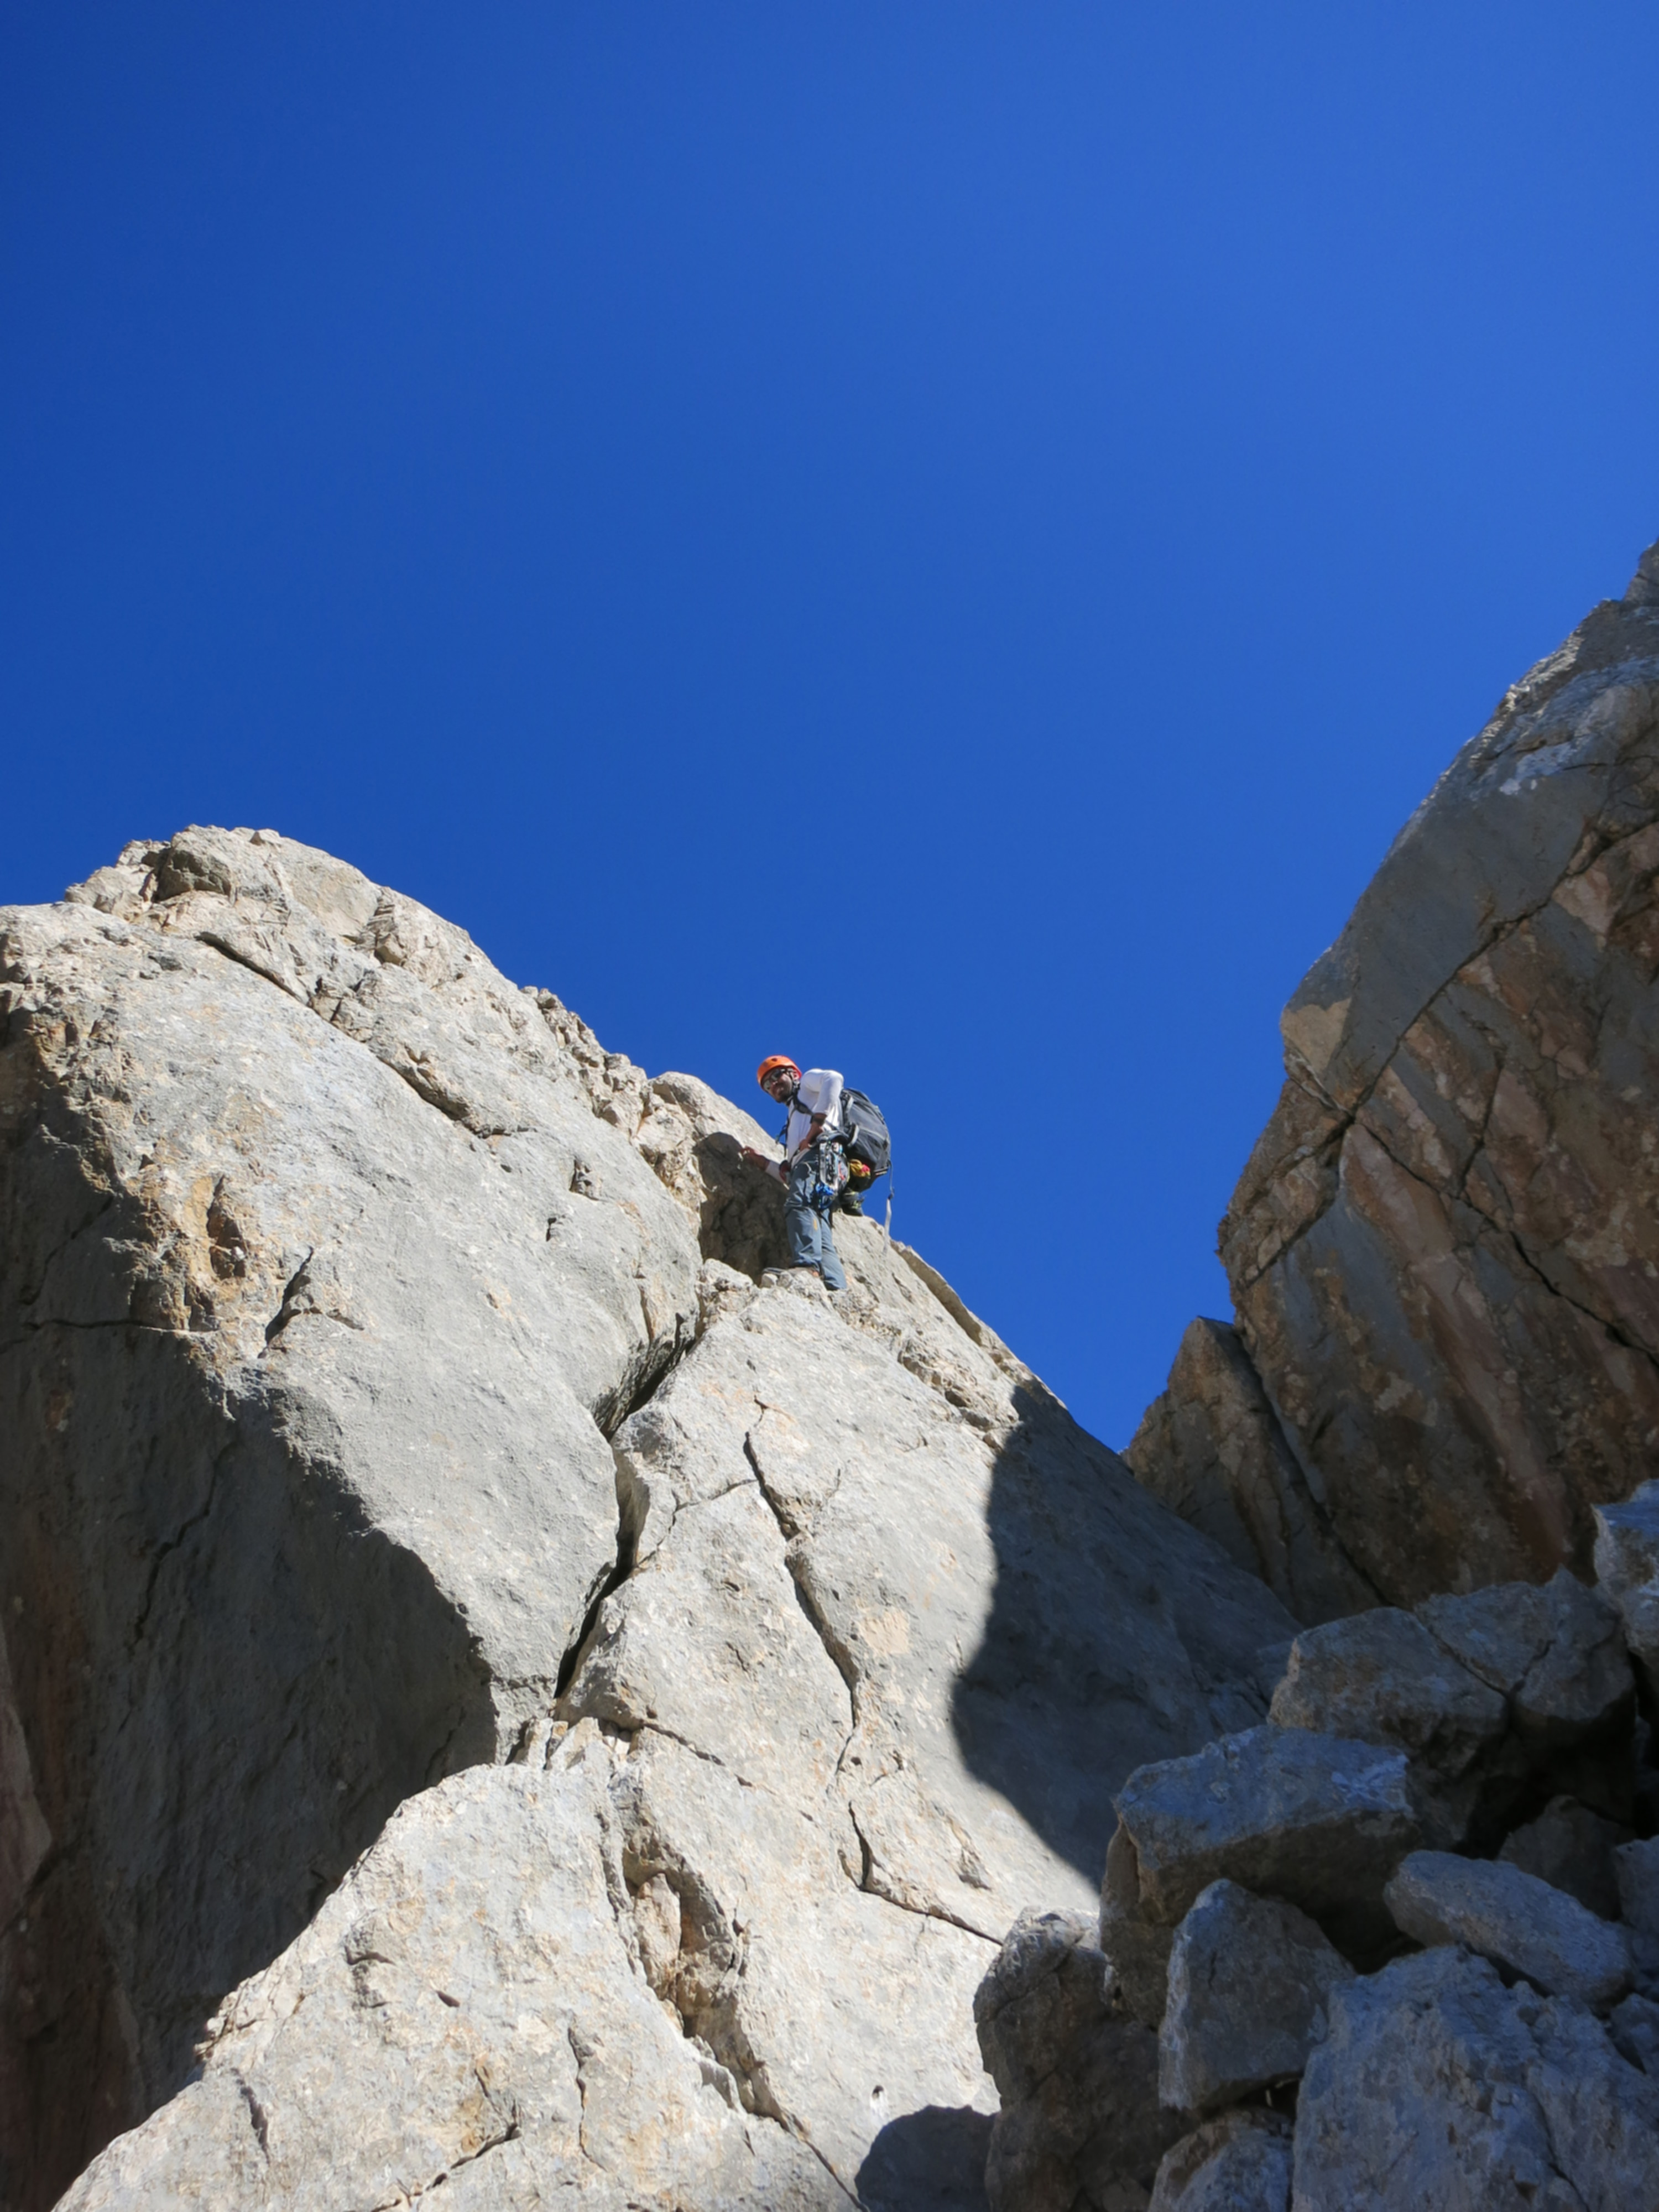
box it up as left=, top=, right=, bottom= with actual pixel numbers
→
left=799, top=1069, right=842, bottom=1147
left=740, top=1143, right=789, bottom=1181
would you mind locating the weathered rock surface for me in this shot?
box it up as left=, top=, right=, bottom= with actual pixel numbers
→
left=974, top=1912, right=1107, bottom=2107
left=1609, top=1991, right=1659, bottom=2075
left=1124, top=1318, right=1374, bottom=1626
left=1157, top=1880, right=1352, bottom=2115
left=1293, top=1947, right=1659, bottom=2209
left=1148, top=2110, right=1292, bottom=2212
left=56, top=1734, right=837, bottom=2211
left=3, top=828, right=1294, bottom=2207
left=1384, top=1850, right=1631, bottom=2011
left=1416, top=1569, right=1633, bottom=1749
left=1134, top=540, right=1659, bottom=1610
left=1264, top=1577, right=1636, bottom=1850
left=972, top=1912, right=1181, bottom=2212
left=1267, top=1609, right=1506, bottom=1844
left=1593, top=1479, right=1659, bottom=1697
left=1615, top=1835, right=1659, bottom=1933
left=574, top=1251, right=1286, bottom=1951
left=2, top=832, right=709, bottom=2201
left=1614, top=1836, right=1659, bottom=1996
left=1099, top=1820, right=1178, bottom=2029
left=1112, top=1726, right=1420, bottom=1953
left=1499, top=1797, right=1629, bottom=1920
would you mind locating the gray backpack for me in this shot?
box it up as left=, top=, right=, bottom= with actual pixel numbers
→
left=776, top=1086, right=891, bottom=1177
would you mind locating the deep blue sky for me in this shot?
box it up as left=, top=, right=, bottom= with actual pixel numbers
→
left=4, top=6, right=1657, bottom=1447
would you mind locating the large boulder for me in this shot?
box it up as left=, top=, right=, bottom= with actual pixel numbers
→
left=972, top=1912, right=1181, bottom=2212
left=1190, top=540, right=1659, bottom=1608
left=2, top=829, right=1295, bottom=2208
left=1148, top=2109, right=1292, bottom=2212
left=1415, top=1571, right=1633, bottom=1751
left=1112, top=1726, right=1421, bottom=1954
left=974, top=1912, right=1109, bottom=2107
left=1293, top=1947, right=1659, bottom=2209
left=1157, top=1880, right=1352, bottom=2116
left=1266, top=1608, right=1507, bottom=1843
left=1267, top=1582, right=1636, bottom=1845
left=1384, top=1851, right=1631, bottom=2012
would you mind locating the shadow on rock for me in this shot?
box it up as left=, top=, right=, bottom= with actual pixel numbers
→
left=855, top=2103, right=992, bottom=2211
left=690, top=1130, right=791, bottom=1276
left=952, top=1388, right=1296, bottom=1887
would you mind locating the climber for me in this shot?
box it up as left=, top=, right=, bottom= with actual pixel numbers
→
left=742, top=1056, right=848, bottom=1292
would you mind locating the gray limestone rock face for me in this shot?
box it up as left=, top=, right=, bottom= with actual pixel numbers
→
left=597, top=1721, right=1001, bottom=2200
left=1267, top=1608, right=1507, bottom=1844
left=1593, top=1479, right=1659, bottom=1698
left=1499, top=1797, right=1630, bottom=1920
left=2, top=835, right=704, bottom=2202
left=1158, top=1880, right=1353, bottom=2116
left=1385, top=1850, right=1631, bottom=2012
left=1113, top=1726, right=1421, bottom=1954
left=1292, top=1946, right=1659, bottom=2210
left=1217, top=542, right=1659, bottom=1607
left=4, top=828, right=1296, bottom=2206
left=55, top=1733, right=838, bottom=2212
left=1124, top=1317, right=1374, bottom=1627
left=1148, top=2109, right=1293, bottom=2212
left=630, top=1068, right=791, bottom=1280
left=577, top=1258, right=1292, bottom=1952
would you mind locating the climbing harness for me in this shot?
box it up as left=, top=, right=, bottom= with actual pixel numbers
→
left=770, top=1071, right=894, bottom=1244
left=805, top=1137, right=849, bottom=1217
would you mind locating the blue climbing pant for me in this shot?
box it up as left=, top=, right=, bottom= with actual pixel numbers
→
left=785, top=1146, right=847, bottom=1291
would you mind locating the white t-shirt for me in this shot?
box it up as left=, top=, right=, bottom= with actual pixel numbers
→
left=783, top=1067, right=843, bottom=1159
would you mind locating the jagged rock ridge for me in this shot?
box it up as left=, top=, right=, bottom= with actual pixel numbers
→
left=1134, top=538, right=1659, bottom=1610
left=1, top=827, right=1291, bottom=2209
left=978, top=536, right=1659, bottom=2212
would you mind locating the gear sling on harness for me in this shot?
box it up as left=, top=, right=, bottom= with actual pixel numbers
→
left=779, top=1084, right=894, bottom=1245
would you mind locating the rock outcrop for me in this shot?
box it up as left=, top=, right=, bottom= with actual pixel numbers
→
left=976, top=1512, right=1659, bottom=2209
left=1, top=827, right=1292, bottom=2209
left=1156, top=1880, right=1352, bottom=2116
left=975, top=536, right=1659, bottom=2212
left=1383, top=1849, right=1632, bottom=2012
left=972, top=1911, right=1178, bottom=2212
left=1295, top=1948, right=1659, bottom=2206
left=14, top=535, right=1659, bottom=2211
left=1124, top=1318, right=1374, bottom=1626
left=1134, top=539, right=1659, bottom=1607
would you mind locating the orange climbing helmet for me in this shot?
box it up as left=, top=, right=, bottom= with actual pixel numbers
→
left=756, top=1054, right=799, bottom=1088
